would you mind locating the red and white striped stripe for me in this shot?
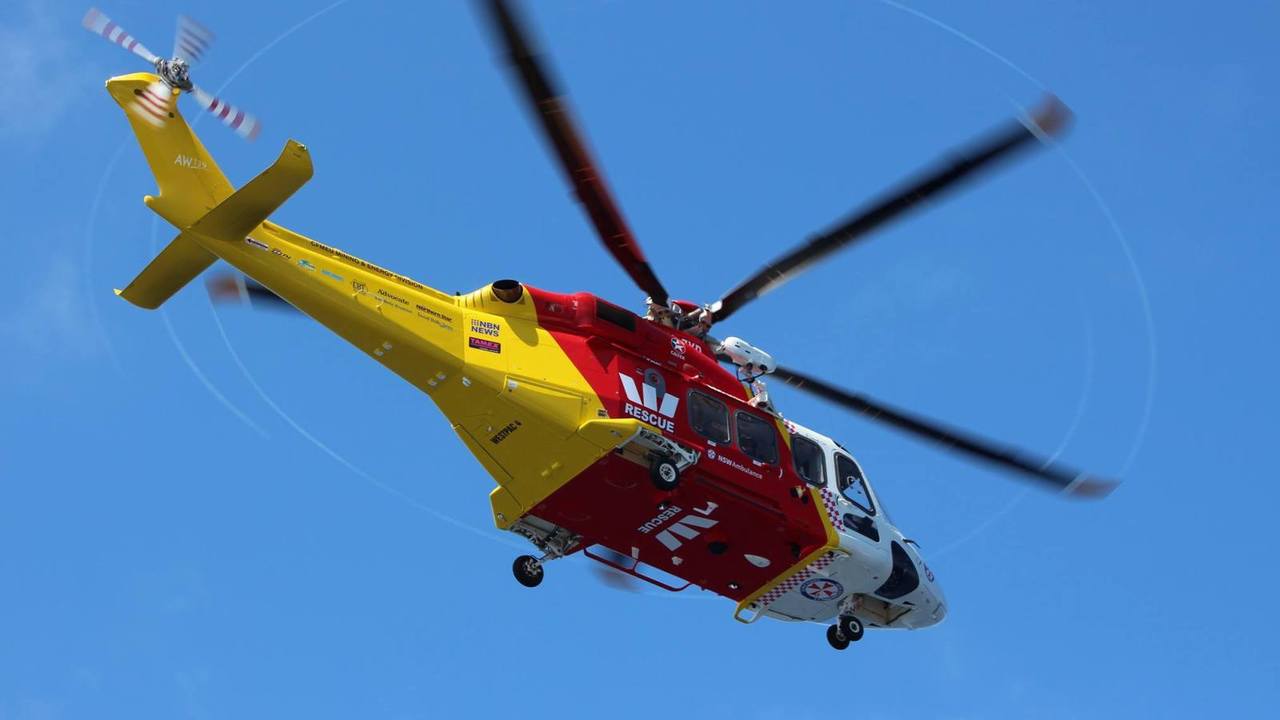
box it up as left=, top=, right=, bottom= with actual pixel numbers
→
left=174, top=15, right=216, bottom=65
left=191, top=85, right=261, bottom=141
left=128, top=80, right=172, bottom=127
left=81, top=7, right=158, bottom=64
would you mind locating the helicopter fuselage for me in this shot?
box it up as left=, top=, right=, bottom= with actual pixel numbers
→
left=107, top=71, right=946, bottom=631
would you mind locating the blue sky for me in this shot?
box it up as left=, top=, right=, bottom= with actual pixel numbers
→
left=2, top=0, right=1277, bottom=717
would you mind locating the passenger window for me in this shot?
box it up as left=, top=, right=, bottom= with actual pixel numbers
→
left=791, top=435, right=826, bottom=487
left=836, top=453, right=875, bottom=515
left=687, top=391, right=730, bottom=444
left=736, top=412, right=778, bottom=464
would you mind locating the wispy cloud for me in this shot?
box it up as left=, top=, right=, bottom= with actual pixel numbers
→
left=0, top=0, right=94, bottom=142
left=0, top=253, right=105, bottom=371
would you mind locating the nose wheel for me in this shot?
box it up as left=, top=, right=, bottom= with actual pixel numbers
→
left=825, top=625, right=851, bottom=650
left=826, top=614, right=865, bottom=650
left=512, top=554, right=545, bottom=587
left=839, top=614, right=864, bottom=641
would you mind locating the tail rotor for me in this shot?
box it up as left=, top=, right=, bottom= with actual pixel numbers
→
left=82, top=7, right=261, bottom=141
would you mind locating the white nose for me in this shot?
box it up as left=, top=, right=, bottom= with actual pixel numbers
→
left=923, top=583, right=947, bottom=625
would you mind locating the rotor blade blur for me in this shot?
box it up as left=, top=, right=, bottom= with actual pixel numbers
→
left=206, top=271, right=294, bottom=312
left=481, top=0, right=670, bottom=306
left=190, top=85, right=262, bottom=140
left=588, top=547, right=645, bottom=593
left=772, top=365, right=1117, bottom=498
left=711, top=96, right=1073, bottom=323
left=82, top=7, right=160, bottom=65
left=173, top=15, right=215, bottom=66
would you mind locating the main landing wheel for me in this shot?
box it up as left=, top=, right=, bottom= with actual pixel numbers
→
left=513, top=555, right=544, bottom=588
left=650, top=458, right=680, bottom=492
left=839, top=614, right=864, bottom=642
left=826, top=624, right=850, bottom=651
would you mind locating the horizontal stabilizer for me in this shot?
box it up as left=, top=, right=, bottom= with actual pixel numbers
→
left=115, top=233, right=216, bottom=309
left=116, top=139, right=313, bottom=309
left=184, top=139, right=313, bottom=242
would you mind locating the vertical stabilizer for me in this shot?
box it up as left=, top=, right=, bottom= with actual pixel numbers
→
left=105, top=72, right=234, bottom=227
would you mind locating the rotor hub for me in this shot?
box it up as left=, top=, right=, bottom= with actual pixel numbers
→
left=154, top=57, right=193, bottom=92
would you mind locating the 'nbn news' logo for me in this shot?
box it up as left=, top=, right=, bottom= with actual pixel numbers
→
left=618, top=371, right=678, bottom=433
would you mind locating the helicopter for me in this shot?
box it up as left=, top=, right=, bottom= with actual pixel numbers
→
left=87, top=1, right=1117, bottom=651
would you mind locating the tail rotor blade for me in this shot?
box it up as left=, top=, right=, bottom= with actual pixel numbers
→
left=190, top=85, right=262, bottom=141
left=82, top=7, right=159, bottom=65
left=173, top=14, right=215, bottom=66
left=128, top=80, right=173, bottom=127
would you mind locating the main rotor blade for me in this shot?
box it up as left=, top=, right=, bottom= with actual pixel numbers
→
left=711, top=96, right=1072, bottom=323
left=206, top=272, right=293, bottom=311
left=772, top=365, right=1116, bottom=498
left=481, top=0, right=670, bottom=306
left=82, top=7, right=160, bottom=65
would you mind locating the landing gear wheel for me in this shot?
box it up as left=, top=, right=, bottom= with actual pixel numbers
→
left=826, top=624, right=850, bottom=651
left=512, top=555, right=544, bottom=587
left=650, top=458, right=680, bottom=492
left=838, top=614, right=864, bottom=642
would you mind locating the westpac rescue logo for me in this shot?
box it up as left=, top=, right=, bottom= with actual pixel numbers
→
left=638, top=502, right=719, bottom=552
left=619, top=368, right=679, bottom=433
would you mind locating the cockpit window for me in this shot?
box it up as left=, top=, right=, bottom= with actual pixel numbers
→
left=836, top=453, right=875, bottom=515
left=874, top=541, right=920, bottom=600
left=735, top=411, right=778, bottom=464
left=687, top=391, right=730, bottom=444
left=790, top=434, right=826, bottom=487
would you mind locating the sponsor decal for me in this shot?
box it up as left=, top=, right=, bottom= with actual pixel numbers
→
left=307, top=240, right=426, bottom=291
left=709, top=448, right=763, bottom=479
left=416, top=305, right=454, bottom=324
left=352, top=280, right=368, bottom=294
left=174, top=154, right=207, bottom=170
left=619, top=369, right=679, bottom=433
left=670, top=337, right=686, bottom=359
left=921, top=561, right=935, bottom=583
left=671, top=336, right=703, bottom=357
left=799, top=577, right=844, bottom=601
left=298, top=258, right=316, bottom=272
left=321, top=268, right=344, bottom=282
left=470, top=319, right=500, bottom=337
left=244, top=237, right=269, bottom=251
left=270, top=246, right=292, bottom=261
left=416, top=304, right=454, bottom=331
left=469, top=337, right=501, bottom=353
left=376, top=288, right=408, bottom=305
left=652, top=502, right=719, bottom=551
left=489, top=420, right=522, bottom=445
